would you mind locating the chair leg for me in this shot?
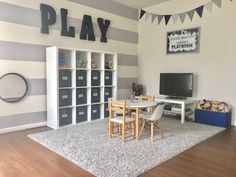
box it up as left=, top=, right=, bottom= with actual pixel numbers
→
left=119, top=124, right=122, bottom=136
left=131, top=121, right=135, bottom=139
left=156, top=122, right=164, bottom=138
left=151, top=122, right=154, bottom=142
left=139, top=121, right=145, bottom=137
left=122, top=123, right=125, bottom=142
left=109, top=121, right=112, bottom=139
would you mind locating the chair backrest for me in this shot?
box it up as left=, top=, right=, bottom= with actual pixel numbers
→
left=108, top=98, right=126, bottom=120
left=140, top=95, right=155, bottom=101
left=149, top=104, right=165, bottom=121
left=140, top=95, right=155, bottom=112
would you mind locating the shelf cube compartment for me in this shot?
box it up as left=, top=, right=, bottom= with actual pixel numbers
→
left=91, top=70, right=100, bottom=86
left=59, top=70, right=72, bottom=88
left=91, top=104, right=100, bottom=120
left=76, top=88, right=87, bottom=105
left=76, top=70, right=87, bottom=87
left=76, top=51, right=88, bottom=68
left=104, top=71, right=112, bottom=85
left=59, top=108, right=72, bottom=126
left=59, top=89, right=72, bottom=107
left=91, top=87, right=100, bottom=103
left=104, top=103, right=109, bottom=118
left=104, top=87, right=112, bottom=101
left=76, top=106, right=87, bottom=123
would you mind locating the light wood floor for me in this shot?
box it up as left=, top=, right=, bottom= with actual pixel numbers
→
left=0, top=126, right=235, bottom=177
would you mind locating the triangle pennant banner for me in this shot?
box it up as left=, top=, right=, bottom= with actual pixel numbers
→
left=187, top=10, right=195, bottom=21
left=205, top=2, right=213, bottom=13
left=164, top=15, right=171, bottom=25
left=179, top=13, right=186, bottom=23
left=139, top=9, right=146, bottom=19
left=195, top=6, right=204, bottom=17
left=145, top=12, right=151, bottom=21
left=151, top=14, right=157, bottom=23
left=213, top=0, right=222, bottom=8
left=157, top=15, right=164, bottom=24
left=172, top=14, right=179, bottom=24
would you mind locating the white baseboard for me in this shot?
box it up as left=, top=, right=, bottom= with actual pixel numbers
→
left=0, top=122, right=47, bottom=134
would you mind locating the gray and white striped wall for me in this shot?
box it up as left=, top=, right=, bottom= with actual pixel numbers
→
left=0, top=0, right=139, bottom=132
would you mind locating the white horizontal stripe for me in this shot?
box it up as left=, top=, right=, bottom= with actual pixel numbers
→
left=0, top=95, right=46, bottom=116
left=0, top=0, right=138, bottom=33
left=0, top=121, right=46, bottom=134
left=118, top=66, right=138, bottom=78
left=117, top=89, right=131, bottom=99
left=0, top=60, right=46, bottom=79
left=0, top=21, right=138, bottom=55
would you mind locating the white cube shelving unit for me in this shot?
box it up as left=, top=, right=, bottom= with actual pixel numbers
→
left=46, top=46, right=117, bottom=129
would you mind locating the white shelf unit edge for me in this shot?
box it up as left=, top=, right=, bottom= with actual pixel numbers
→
left=46, top=46, right=117, bottom=129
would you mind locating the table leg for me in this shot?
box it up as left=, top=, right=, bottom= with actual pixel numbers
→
left=181, top=103, right=185, bottom=123
left=135, top=107, right=140, bottom=140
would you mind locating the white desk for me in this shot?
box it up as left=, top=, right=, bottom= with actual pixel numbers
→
left=156, top=97, right=196, bottom=123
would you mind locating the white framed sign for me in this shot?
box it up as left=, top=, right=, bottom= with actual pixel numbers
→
left=167, top=27, right=200, bottom=54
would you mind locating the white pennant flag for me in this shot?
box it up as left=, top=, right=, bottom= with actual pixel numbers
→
left=145, top=12, right=151, bottom=21
left=213, top=0, right=222, bottom=8
left=179, top=13, right=186, bottom=23
left=172, top=14, right=179, bottom=24
left=205, top=1, right=213, bottom=12
left=151, top=14, right=157, bottom=23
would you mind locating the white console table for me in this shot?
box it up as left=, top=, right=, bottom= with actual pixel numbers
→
left=156, top=97, right=196, bottom=123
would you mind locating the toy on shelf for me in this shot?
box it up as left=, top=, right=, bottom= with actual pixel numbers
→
left=197, top=99, right=231, bottom=112
left=105, top=61, right=113, bottom=69
left=91, top=59, right=97, bottom=69
left=77, top=59, right=87, bottom=68
left=59, top=53, right=69, bottom=68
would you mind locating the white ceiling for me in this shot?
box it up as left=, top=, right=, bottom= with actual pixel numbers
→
left=112, top=0, right=172, bottom=9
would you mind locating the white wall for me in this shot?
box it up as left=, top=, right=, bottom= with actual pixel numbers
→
left=138, top=0, right=236, bottom=125
left=0, top=0, right=138, bottom=131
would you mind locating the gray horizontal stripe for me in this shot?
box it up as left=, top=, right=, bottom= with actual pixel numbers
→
left=68, top=0, right=138, bottom=21
left=118, top=78, right=138, bottom=89
left=0, top=41, right=138, bottom=66
left=24, top=78, right=137, bottom=96
left=0, top=2, right=138, bottom=44
left=0, top=111, right=46, bottom=129
left=28, top=79, right=46, bottom=96
left=118, top=54, right=138, bottom=66
left=0, top=41, right=46, bottom=61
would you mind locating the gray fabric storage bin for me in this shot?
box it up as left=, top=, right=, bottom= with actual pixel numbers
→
left=76, top=106, right=87, bottom=123
left=59, top=108, right=72, bottom=126
left=59, top=70, right=72, bottom=88
left=105, top=71, right=112, bottom=85
left=91, top=70, right=100, bottom=86
left=76, top=70, right=87, bottom=87
left=91, top=87, right=100, bottom=103
left=76, top=88, right=87, bottom=105
left=59, top=89, right=72, bottom=107
left=104, top=87, right=112, bottom=101
left=91, top=104, right=100, bottom=120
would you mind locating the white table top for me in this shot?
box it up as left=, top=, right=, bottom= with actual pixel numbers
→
left=125, top=100, right=157, bottom=108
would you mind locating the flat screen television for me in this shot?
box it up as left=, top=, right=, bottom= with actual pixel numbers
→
left=159, top=73, right=193, bottom=98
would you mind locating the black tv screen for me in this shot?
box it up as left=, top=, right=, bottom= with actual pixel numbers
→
left=159, top=73, right=193, bottom=98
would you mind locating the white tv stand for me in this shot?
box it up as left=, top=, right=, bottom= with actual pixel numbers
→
left=156, top=97, right=196, bottom=123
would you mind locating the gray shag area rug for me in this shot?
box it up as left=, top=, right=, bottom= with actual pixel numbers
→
left=28, top=118, right=224, bottom=177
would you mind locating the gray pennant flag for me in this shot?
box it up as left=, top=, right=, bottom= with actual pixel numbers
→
left=145, top=12, right=151, bottom=21
left=213, top=0, right=222, bottom=8
left=187, top=10, right=195, bottom=21
left=179, top=12, right=186, bottom=23
left=205, top=2, right=213, bottom=13
left=172, top=14, right=179, bottom=24
left=151, top=14, right=157, bottom=23
left=157, top=15, right=164, bottom=24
